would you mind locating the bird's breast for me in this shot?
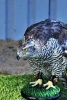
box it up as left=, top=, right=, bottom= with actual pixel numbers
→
left=28, top=57, right=50, bottom=67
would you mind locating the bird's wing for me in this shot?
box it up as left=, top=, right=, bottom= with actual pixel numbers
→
left=24, top=19, right=67, bottom=55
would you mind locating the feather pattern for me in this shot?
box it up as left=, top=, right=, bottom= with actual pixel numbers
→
left=17, top=19, right=67, bottom=77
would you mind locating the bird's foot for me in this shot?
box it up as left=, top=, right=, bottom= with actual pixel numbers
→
left=30, top=71, right=43, bottom=87
left=43, top=81, right=56, bottom=90
left=30, top=79, right=42, bottom=87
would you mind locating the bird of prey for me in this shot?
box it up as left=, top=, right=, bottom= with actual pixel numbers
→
left=17, top=19, right=67, bottom=83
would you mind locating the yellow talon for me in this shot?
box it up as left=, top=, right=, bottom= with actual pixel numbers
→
left=43, top=81, right=56, bottom=90
left=30, top=79, right=42, bottom=87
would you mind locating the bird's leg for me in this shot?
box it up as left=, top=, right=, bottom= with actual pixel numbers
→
left=50, top=75, right=58, bottom=83
left=30, top=71, right=43, bottom=87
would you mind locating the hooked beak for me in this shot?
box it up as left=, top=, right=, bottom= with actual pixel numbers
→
left=16, top=55, right=20, bottom=60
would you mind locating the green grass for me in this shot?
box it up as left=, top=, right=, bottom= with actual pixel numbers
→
left=22, top=84, right=60, bottom=98
left=0, top=74, right=67, bottom=100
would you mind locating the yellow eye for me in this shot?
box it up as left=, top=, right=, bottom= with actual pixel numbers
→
left=24, top=48, right=28, bottom=52
left=17, top=51, right=19, bottom=55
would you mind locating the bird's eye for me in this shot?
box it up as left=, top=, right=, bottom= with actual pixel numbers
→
left=24, top=48, right=28, bottom=52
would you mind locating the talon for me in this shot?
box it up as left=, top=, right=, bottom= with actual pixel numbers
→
left=53, top=86, right=56, bottom=89
left=30, top=72, right=43, bottom=87
left=43, top=81, right=56, bottom=89
left=43, top=84, right=46, bottom=87
left=30, top=81, right=35, bottom=85
left=30, top=79, right=42, bottom=87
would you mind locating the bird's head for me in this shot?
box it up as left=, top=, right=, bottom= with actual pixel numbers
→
left=16, top=38, right=43, bottom=60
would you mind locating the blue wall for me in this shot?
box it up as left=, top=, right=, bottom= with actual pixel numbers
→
left=57, top=0, right=67, bottom=23
left=0, top=0, right=5, bottom=40
left=0, top=0, right=67, bottom=40
left=14, top=0, right=27, bottom=40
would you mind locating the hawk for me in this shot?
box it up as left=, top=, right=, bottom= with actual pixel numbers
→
left=17, top=19, right=67, bottom=79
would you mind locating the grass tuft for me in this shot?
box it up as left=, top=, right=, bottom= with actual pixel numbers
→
left=0, top=74, right=67, bottom=100
left=22, top=84, right=60, bottom=98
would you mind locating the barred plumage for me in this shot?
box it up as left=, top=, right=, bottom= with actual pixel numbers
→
left=17, top=19, right=67, bottom=78
left=28, top=38, right=63, bottom=77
